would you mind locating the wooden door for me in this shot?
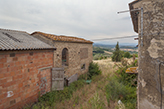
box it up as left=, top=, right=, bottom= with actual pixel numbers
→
left=52, top=68, right=64, bottom=90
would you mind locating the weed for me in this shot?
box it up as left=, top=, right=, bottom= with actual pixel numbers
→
left=37, top=79, right=85, bottom=107
left=73, top=95, right=80, bottom=105
left=89, top=92, right=105, bottom=109
left=88, top=62, right=102, bottom=79
left=105, top=58, right=137, bottom=108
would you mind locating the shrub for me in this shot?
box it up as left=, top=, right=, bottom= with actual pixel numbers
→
left=87, top=62, right=102, bottom=79
left=123, top=52, right=131, bottom=58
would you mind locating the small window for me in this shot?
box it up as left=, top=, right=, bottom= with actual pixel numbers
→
left=81, top=64, right=85, bottom=70
left=62, top=48, right=68, bottom=66
left=29, top=52, right=33, bottom=56
left=10, top=53, right=15, bottom=57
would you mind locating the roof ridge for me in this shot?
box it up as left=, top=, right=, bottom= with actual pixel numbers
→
left=31, top=31, right=93, bottom=44
left=0, top=28, right=29, bottom=34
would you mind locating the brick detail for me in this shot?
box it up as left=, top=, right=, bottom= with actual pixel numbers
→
left=0, top=50, right=53, bottom=109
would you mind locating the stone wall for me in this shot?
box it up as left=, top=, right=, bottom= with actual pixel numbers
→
left=0, top=50, right=53, bottom=109
left=32, top=33, right=93, bottom=78
left=130, top=0, right=164, bottom=108
left=54, top=41, right=93, bottom=78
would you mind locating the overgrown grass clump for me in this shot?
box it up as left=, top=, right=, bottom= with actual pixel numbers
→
left=105, top=77, right=136, bottom=108
left=38, top=79, right=85, bottom=106
left=105, top=58, right=138, bottom=108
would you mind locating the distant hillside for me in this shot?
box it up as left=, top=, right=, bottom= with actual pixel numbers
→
left=120, top=46, right=137, bottom=49
left=93, top=43, right=137, bottom=49
left=93, top=43, right=115, bottom=48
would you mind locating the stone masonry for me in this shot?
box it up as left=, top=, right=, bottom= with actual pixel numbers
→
left=53, top=41, right=93, bottom=77
left=0, top=50, right=53, bottom=109
left=32, top=32, right=93, bottom=78
left=129, top=0, right=164, bottom=108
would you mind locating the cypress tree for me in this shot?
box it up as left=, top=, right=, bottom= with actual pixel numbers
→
left=112, top=42, right=122, bottom=62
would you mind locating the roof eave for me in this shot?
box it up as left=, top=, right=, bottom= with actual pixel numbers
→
left=31, top=32, right=93, bottom=44
left=129, top=0, right=142, bottom=33
left=0, top=48, right=56, bottom=51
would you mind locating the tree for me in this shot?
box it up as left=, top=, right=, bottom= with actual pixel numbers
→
left=124, top=52, right=131, bottom=58
left=112, top=42, right=122, bottom=62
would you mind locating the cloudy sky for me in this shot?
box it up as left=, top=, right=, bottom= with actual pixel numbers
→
left=0, top=0, right=138, bottom=45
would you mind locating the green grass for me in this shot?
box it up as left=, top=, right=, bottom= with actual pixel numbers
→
left=105, top=59, right=138, bottom=108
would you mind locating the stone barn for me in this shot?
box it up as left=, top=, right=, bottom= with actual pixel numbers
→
left=0, top=29, right=55, bottom=109
left=31, top=32, right=93, bottom=80
left=129, top=0, right=164, bottom=108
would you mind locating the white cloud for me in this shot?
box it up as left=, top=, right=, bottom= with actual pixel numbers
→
left=0, top=0, right=137, bottom=44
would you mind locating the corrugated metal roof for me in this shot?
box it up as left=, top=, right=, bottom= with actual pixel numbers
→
left=0, top=28, right=55, bottom=50
left=31, top=32, right=93, bottom=44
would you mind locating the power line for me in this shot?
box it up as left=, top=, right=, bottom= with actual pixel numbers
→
left=91, top=35, right=138, bottom=41
left=91, top=32, right=164, bottom=41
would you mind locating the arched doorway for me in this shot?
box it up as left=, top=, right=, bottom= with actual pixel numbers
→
left=62, top=48, right=68, bottom=66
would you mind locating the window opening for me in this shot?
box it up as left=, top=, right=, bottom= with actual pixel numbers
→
left=81, top=64, right=85, bottom=70
left=62, top=48, right=68, bottom=66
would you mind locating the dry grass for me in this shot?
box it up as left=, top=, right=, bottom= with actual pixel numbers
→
left=93, top=58, right=119, bottom=76
left=53, top=58, right=119, bottom=109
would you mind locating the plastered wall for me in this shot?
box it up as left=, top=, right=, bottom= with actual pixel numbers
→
left=132, top=0, right=164, bottom=108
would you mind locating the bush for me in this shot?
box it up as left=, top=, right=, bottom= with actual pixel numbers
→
left=87, top=62, right=102, bottom=79
left=123, top=52, right=131, bottom=58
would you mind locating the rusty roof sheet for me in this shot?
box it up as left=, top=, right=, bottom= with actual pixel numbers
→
left=0, top=28, right=55, bottom=50
left=126, top=67, right=138, bottom=74
left=31, top=32, right=93, bottom=44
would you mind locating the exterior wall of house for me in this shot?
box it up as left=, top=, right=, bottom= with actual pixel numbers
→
left=0, top=50, right=53, bottom=109
left=32, top=34, right=93, bottom=78
left=53, top=41, right=93, bottom=78
left=131, top=0, right=164, bottom=108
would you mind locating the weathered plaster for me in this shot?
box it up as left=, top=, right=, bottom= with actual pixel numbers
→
left=141, top=79, right=147, bottom=87
left=129, top=0, right=164, bottom=108
left=147, top=38, right=164, bottom=58
left=140, top=99, right=160, bottom=109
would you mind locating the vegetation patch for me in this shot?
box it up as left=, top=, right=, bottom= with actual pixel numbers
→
left=87, top=62, right=102, bottom=79
left=112, top=42, right=138, bottom=62
left=93, top=47, right=112, bottom=60
left=24, top=62, right=102, bottom=109
left=105, top=58, right=138, bottom=108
